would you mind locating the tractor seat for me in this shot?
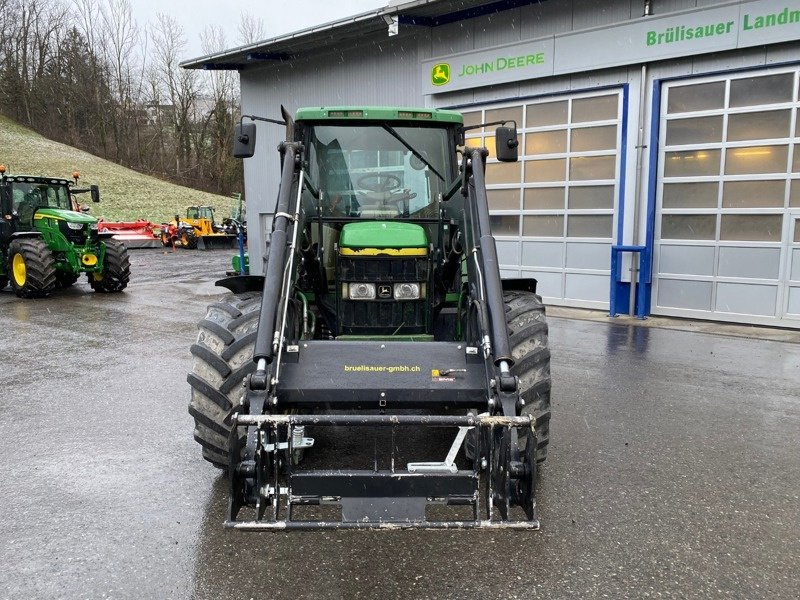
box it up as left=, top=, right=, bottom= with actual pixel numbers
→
left=16, top=200, right=36, bottom=228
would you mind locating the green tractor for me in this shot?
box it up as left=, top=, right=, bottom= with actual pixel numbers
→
left=0, top=169, right=130, bottom=297
left=188, top=107, right=552, bottom=530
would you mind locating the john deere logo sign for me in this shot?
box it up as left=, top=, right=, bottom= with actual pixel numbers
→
left=423, top=40, right=553, bottom=93
left=431, top=63, right=450, bottom=86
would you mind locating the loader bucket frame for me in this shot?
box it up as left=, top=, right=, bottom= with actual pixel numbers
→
left=228, top=413, right=538, bottom=530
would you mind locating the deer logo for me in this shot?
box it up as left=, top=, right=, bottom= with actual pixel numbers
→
left=431, top=63, right=451, bottom=86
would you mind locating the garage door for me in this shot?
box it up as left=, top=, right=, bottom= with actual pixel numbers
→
left=653, top=67, right=800, bottom=327
left=463, top=89, right=624, bottom=309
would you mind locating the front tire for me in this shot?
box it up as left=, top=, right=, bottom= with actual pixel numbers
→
left=7, top=238, right=57, bottom=298
left=505, top=290, right=551, bottom=463
left=188, top=292, right=261, bottom=469
left=89, top=239, right=131, bottom=293
left=181, top=230, right=199, bottom=249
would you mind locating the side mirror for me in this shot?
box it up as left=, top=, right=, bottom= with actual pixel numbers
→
left=495, top=127, right=519, bottom=162
left=234, top=123, right=256, bottom=158
left=90, top=184, right=100, bottom=203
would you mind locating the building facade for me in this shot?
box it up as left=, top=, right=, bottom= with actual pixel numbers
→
left=184, top=0, right=800, bottom=328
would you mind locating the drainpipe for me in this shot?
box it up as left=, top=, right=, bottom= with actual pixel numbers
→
left=629, top=64, right=648, bottom=316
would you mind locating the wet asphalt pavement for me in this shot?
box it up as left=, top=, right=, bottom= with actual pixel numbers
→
left=1, top=249, right=799, bottom=599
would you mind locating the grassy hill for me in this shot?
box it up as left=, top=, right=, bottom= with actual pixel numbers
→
left=0, top=115, right=237, bottom=223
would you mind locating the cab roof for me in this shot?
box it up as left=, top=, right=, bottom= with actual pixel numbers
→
left=3, top=174, right=71, bottom=185
left=295, top=106, right=463, bottom=125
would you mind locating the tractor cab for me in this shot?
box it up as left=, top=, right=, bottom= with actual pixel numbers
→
left=0, top=170, right=100, bottom=234
left=290, top=108, right=465, bottom=338
left=186, top=205, right=216, bottom=222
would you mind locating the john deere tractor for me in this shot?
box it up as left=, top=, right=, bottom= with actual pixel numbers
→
left=188, top=107, right=551, bottom=530
left=0, top=170, right=130, bottom=297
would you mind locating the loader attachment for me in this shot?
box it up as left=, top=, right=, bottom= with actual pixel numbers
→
left=197, top=234, right=238, bottom=250
left=227, top=413, right=539, bottom=531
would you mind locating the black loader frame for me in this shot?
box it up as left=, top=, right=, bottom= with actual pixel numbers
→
left=198, top=109, right=549, bottom=530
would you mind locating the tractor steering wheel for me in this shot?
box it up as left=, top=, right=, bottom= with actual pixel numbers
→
left=357, top=173, right=401, bottom=193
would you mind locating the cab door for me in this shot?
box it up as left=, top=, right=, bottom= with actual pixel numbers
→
left=0, top=184, right=14, bottom=238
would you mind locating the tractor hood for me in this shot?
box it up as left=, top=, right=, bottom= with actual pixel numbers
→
left=339, top=221, right=427, bottom=250
left=34, top=208, right=98, bottom=224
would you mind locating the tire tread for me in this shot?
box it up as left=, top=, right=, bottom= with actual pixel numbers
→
left=188, top=291, right=261, bottom=470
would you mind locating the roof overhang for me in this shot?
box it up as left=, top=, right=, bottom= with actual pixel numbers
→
left=181, top=0, right=549, bottom=70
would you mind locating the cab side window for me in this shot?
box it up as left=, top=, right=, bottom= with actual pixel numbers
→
left=12, top=187, right=25, bottom=212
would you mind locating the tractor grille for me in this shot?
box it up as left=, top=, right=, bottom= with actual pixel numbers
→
left=340, top=298, right=427, bottom=335
left=58, top=221, right=94, bottom=245
left=337, top=255, right=429, bottom=335
left=338, top=256, right=427, bottom=282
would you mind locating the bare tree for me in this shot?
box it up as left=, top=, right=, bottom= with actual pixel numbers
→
left=238, top=11, right=266, bottom=45
left=150, top=13, right=198, bottom=180
left=99, top=0, right=140, bottom=163
left=199, top=24, right=240, bottom=193
left=71, top=0, right=111, bottom=153
left=0, top=0, right=242, bottom=196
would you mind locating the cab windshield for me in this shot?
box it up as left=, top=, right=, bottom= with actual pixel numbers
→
left=307, top=124, right=450, bottom=220
left=12, top=181, right=72, bottom=227
left=187, top=207, right=214, bottom=220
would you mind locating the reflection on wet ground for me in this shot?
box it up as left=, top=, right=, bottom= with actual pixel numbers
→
left=1, top=249, right=798, bottom=599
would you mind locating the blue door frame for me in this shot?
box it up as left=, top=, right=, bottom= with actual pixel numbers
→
left=609, top=79, right=661, bottom=318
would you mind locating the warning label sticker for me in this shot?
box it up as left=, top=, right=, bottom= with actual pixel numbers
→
left=431, top=369, right=455, bottom=382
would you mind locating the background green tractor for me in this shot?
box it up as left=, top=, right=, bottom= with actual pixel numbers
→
left=0, top=168, right=130, bottom=298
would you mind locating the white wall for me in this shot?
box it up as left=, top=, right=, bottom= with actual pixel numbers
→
left=238, top=0, right=791, bottom=271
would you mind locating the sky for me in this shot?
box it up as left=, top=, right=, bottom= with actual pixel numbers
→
left=129, top=0, right=390, bottom=59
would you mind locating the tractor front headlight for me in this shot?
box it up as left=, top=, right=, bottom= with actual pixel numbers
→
left=393, top=282, right=420, bottom=300
left=348, top=282, right=376, bottom=300
left=67, top=222, right=84, bottom=230
left=89, top=223, right=98, bottom=230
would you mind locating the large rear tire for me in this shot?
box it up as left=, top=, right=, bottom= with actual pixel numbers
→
left=7, top=238, right=57, bottom=298
left=505, top=290, right=551, bottom=463
left=89, top=240, right=130, bottom=293
left=188, top=292, right=261, bottom=469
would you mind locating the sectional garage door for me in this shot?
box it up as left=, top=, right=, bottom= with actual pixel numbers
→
left=463, top=89, right=624, bottom=309
left=653, top=67, right=800, bottom=327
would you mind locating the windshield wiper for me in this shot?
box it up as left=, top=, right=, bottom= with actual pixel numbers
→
left=381, top=125, right=445, bottom=182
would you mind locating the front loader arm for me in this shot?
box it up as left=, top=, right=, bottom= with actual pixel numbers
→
left=461, top=149, right=518, bottom=402
left=251, top=141, right=304, bottom=389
